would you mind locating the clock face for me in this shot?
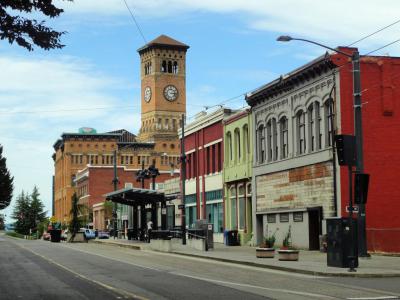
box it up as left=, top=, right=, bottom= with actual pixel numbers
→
left=144, top=86, right=152, bottom=102
left=163, top=85, right=178, bottom=101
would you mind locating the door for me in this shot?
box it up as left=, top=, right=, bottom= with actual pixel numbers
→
left=308, top=208, right=322, bottom=250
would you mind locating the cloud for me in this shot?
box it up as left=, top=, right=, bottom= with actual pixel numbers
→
left=57, top=0, right=400, bottom=51
left=0, top=54, right=137, bottom=216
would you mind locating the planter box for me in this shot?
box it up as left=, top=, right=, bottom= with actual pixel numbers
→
left=256, top=247, right=275, bottom=258
left=278, top=249, right=299, bottom=261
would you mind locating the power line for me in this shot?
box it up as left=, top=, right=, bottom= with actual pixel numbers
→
left=347, top=19, right=400, bottom=47
left=364, top=38, right=400, bottom=56
left=0, top=105, right=139, bottom=115
left=122, top=0, right=147, bottom=44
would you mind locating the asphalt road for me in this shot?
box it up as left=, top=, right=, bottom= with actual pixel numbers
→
left=1, top=233, right=400, bottom=300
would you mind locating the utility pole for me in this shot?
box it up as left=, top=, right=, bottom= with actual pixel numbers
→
left=112, top=150, right=119, bottom=239
left=180, top=114, right=187, bottom=245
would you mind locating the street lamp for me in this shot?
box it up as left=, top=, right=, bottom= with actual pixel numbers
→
left=277, top=35, right=367, bottom=259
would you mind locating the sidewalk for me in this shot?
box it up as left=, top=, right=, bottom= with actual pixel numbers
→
left=92, top=238, right=400, bottom=278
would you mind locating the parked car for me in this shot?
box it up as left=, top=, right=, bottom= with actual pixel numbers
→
left=80, top=228, right=95, bottom=240
left=97, top=231, right=110, bottom=239
left=42, top=232, right=51, bottom=241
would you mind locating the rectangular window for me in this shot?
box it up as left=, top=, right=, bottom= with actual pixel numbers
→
left=293, top=212, right=303, bottom=222
left=217, top=142, right=222, bottom=172
left=267, top=214, right=276, bottom=223
left=267, top=121, right=272, bottom=162
left=280, top=213, right=289, bottom=223
left=281, top=117, right=288, bottom=159
left=211, top=145, right=216, bottom=173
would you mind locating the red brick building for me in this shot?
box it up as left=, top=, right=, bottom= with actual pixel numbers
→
left=75, top=165, right=173, bottom=230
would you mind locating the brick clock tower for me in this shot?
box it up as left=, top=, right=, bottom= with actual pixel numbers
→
left=137, top=35, right=189, bottom=144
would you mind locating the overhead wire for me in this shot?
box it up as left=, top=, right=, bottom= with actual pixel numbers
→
left=122, top=0, right=147, bottom=44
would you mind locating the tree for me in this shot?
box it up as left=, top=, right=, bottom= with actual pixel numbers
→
left=0, top=0, right=72, bottom=51
left=68, top=192, right=81, bottom=241
left=12, top=187, right=47, bottom=235
left=0, top=145, right=13, bottom=210
left=12, top=191, right=30, bottom=235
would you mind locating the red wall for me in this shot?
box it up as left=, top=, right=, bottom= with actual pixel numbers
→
left=336, top=52, right=400, bottom=252
left=87, top=167, right=174, bottom=207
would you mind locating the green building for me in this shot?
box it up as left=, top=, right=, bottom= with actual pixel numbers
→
left=223, top=109, right=253, bottom=245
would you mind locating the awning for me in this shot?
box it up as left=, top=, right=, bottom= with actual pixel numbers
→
left=104, top=187, right=173, bottom=206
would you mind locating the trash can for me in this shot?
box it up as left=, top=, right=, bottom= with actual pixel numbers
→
left=50, top=229, right=61, bottom=243
left=127, top=228, right=133, bottom=240
left=326, top=217, right=358, bottom=268
left=226, top=230, right=239, bottom=246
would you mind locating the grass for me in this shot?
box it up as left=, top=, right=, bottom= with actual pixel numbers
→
left=5, top=231, right=25, bottom=239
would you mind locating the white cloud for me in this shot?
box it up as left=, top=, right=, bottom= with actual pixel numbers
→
left=58, top=0, right=400, bottom=52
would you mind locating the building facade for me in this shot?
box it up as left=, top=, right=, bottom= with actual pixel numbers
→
left=53, top=35, right=188, bottom=226
left=247, top=48, right=400, bottom=253
left=223, top=109, right=253, bottom=245
left=180, top=108, right=237, bottom=242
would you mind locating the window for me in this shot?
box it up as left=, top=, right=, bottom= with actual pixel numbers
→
left=297, top=110, right=306, bottom=154
left=243, top=125, right=249, bottom=160
left=293, top=212, right=303, bottom=222
left=173, top=61, right=178, bottom=74
left=267, top=120, right=272, bottom=162
left=167, top=61, right=172, bottom=73
left=280, top=213, right=289, bottom=222
left=308, top=104, right=315, bottom=152
left=267, top=214, right=276, bottom=223
left=211, top=144, right=216, bottom=173
left=161, top=60, right=166, bottom=72
left=280, top=116, right=288, bottom=159
left=172, top=119, right=177, bottom=130
left=206, top=202, right=223, bottom=233
left=238, top=185, right=245, bottom=230
left=230, top=186, right=237, bottom=229
left=234, top=128, right=241, bottom=161
left=167, top=205, right=175, bottom=229
left=226, top=132, right=233, bottom=162
left=273, top=118, right=278, bottom=160
left=258, top=124, right=265, bottom=163
left=325, top=99, right=334, bottom=147
left=316, top=102, right=322, bottom=150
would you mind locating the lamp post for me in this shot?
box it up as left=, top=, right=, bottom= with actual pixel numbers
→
left=277, top=36, right=368, bottom=258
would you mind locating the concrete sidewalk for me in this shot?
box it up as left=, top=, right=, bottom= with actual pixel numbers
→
left=91, top=238, right=400, bottom=278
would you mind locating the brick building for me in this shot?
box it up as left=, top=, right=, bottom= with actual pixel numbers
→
left=52, top=35, right=187, bottom=227
left=246, top=48, right=400, bottom=253
left=180, top=108, right=237, bottom=242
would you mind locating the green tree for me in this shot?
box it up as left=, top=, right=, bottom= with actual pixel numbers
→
left=0, top=214, right=4, bottom=230
left=12, top=191, right=30, bottom=235
left=11, top=187, right=47, bottom=235
left=0, top=145, right=14, bottom=210
left=68, top=192, right=81, bottom=241
left=0, top=0, right=72, bottom=51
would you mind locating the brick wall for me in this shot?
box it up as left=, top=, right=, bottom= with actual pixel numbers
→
left=256, top=162, right=335, bottom=218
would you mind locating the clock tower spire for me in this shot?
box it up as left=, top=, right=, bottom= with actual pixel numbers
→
left=137, top=35, right=189, bottom=142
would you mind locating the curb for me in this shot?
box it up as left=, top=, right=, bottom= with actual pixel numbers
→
left=90, top=239, right=142, bottom=250
left=90, top=239, right=400, bottom=278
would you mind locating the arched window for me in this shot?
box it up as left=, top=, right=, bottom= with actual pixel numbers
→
left=297, top=110, right=306, bottom=154
left=173, top=61, right=178, bottom=74
left=308, top=104, right=315, bottom=152
left=316, top=102, right=322, bottom=150
left=234, top=128, right=241, bottom=161
left=226, top=132, right=233, bottom=162
left=272, top=118, right=278, bottom=160
left=168, top=61, right=172, bottom=73
left=325, top=99, right=334, bottom=147
left=161, top=60, right=166, bottom=72
left=243, top=125, right=249, bottom=160
left=266, top=120, right=272, bottom=162
left=257, top=124, right=265, bottom=163
left=280, top=116, right=288, bottom=159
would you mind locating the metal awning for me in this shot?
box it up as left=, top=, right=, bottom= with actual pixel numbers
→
left=104, top=187, right=166, bottom=206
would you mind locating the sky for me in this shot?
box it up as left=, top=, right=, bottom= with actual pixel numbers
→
left=1, top=0, right=400, bottom=222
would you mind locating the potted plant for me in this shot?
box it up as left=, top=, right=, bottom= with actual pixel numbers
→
left=256, top=229, right=277, bottom=258
left=278, top=225, right=299, bottom=261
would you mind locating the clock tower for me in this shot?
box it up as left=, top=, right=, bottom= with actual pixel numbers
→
left=137, top=35, right=189, bottom=142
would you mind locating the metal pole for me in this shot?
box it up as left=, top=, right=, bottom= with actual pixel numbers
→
left=180, top=114, right=187, bottom=245
left=348, top=165, right=357, bottom=272
left=352, top=51, right=368, bottom=257
left=112, top=150, right=118, bottom=239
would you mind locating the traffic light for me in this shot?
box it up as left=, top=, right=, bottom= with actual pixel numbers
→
left=335, top=135, right=356, bottom=166
left=354, top=173, right=370, bottom=204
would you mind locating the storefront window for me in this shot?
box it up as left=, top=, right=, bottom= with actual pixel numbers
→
left=238, top=185, right=245, bottom=230
left=230, top=186, right=237, bottom=229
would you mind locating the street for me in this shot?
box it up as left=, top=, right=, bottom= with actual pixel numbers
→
left=1, top=234, right=400, bottom=300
